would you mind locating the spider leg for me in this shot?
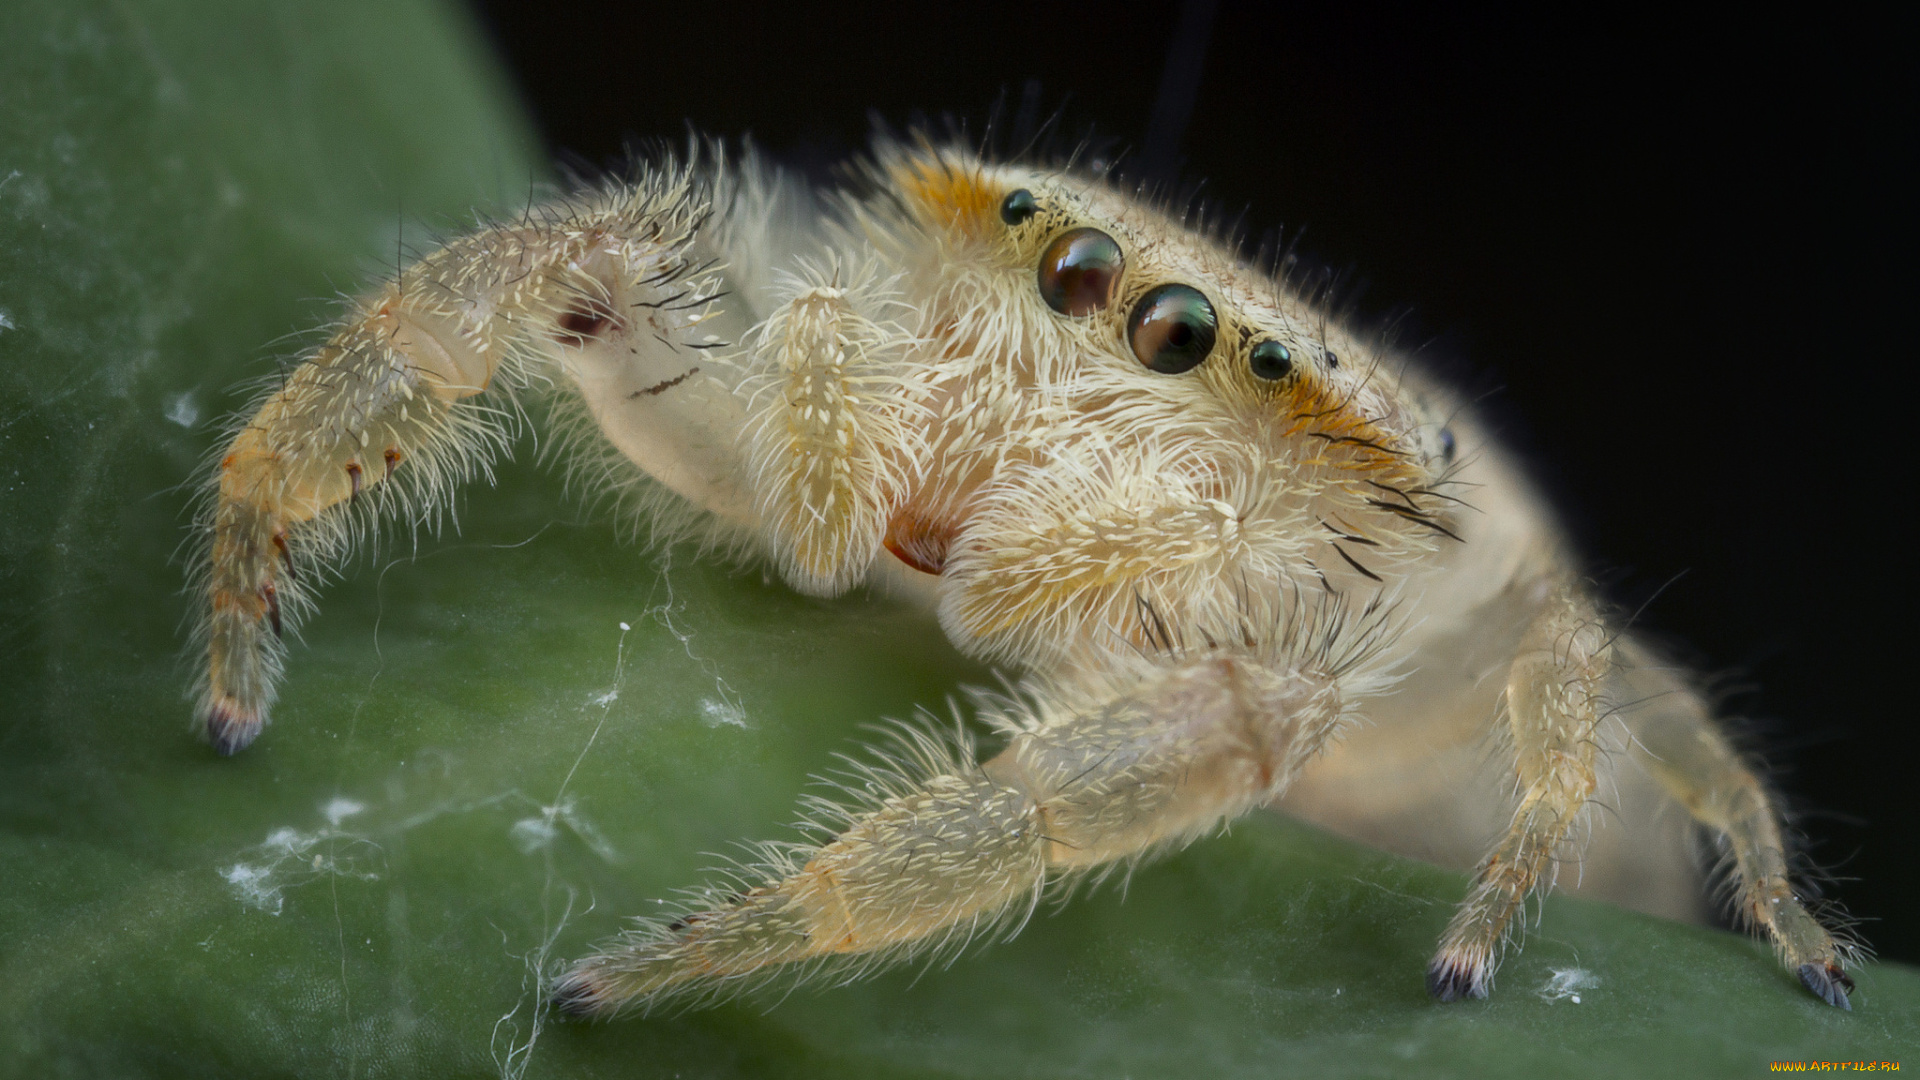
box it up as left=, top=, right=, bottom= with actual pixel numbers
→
left=552, top=623, right=1385, bottom=1018
left=1429, top=585, right=1608, bottom=1001
left=1617, top=638, right=1856, bottom=1008
left=196, top=164, right=729, bottom=753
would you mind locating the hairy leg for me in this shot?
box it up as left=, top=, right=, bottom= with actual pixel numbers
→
left=552, top=612, right=1392, bottom=1017
left=196, top=166, right=728, bottom=753
left=1428, top=585, right=1608, bottom=1001
left=1618, top=639, right=1856, bottom=1007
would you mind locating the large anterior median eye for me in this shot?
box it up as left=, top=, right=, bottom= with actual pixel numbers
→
left=1037, top=228, right=1124, bottom=316
left=1128, top=284, right=1216, bottom=373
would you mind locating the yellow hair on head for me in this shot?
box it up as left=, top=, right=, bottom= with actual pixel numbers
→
left=890, top=152, right=999, bottom=237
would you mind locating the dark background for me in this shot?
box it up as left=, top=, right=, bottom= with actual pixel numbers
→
left=466, top=0, right=1915, bottom=964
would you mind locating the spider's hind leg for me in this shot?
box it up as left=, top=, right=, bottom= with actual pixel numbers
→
left=1425, top=586, right=1859, bottom=1008
left=1617, top=638, right=1858, bottom=1008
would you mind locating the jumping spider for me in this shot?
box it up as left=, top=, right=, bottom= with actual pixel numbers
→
left=190, top=137, right=1859, bottom=1014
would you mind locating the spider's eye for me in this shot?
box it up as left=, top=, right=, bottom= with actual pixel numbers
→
left=1037, top=228, right=1124, bottom=316
left=1000, top=188, right=1038, bottom=225
left=1128, top=284, right=1216, bottom=374
left=1249, top=340, right=1293, bottom=381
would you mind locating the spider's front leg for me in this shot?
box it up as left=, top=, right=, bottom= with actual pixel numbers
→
left=552, top=619, right=1387, bottom=1017
left=196, top=172, right=731, bottom=753
left=1427, top=585, right=1609, bottom=1001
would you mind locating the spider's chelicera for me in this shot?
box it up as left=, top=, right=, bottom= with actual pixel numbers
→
left=187, top=136, right=1861, bottom=1017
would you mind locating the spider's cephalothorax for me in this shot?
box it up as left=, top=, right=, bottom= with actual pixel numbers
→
left=189, top=139, right=1859, bottom=1014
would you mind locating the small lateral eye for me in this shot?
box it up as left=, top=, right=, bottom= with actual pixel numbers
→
left=1038, top=228, right=1125, bottom=316
left=1000, top=188, right=1038, bottom=225
left=1249, top=340, right=1293, bottom=380
left=1128, top=283, right=1217, bottom=374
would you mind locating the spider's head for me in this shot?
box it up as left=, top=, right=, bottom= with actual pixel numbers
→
left=867, top=142, right=1450, bottom=476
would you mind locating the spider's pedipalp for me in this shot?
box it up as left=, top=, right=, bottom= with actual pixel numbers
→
left=732, top=257, right=931, bottom=595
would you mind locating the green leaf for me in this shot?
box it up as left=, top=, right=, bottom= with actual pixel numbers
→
left=2, top=1, right=1914, bottom=1076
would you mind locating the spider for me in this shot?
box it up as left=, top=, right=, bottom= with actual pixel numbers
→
left=188, top=135, right=1859, bottom=1015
